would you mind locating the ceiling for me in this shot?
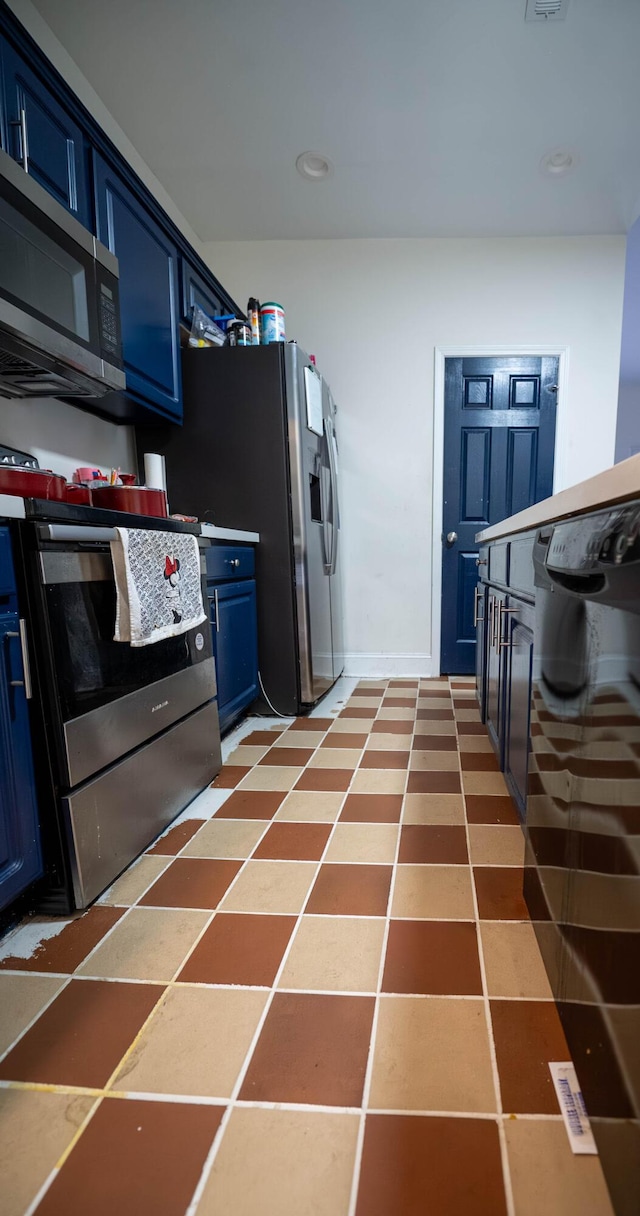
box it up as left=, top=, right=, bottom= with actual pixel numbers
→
left=31, top=0, right=640, bottom=241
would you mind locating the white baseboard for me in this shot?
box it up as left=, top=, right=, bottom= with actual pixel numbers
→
left=343, top=653, right=433, bottom=678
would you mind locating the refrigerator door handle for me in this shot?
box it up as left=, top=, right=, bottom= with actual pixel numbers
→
left=327, top=419, right=340, bottom=575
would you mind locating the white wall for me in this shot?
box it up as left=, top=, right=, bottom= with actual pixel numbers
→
left=204, top=237, right=626, bottom=676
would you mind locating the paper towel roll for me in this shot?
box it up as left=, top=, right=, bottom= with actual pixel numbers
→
left=144, top=452, right=166, bottom=491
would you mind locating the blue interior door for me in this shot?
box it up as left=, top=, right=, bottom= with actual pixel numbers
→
left=440, top=356, right=557, bottom=674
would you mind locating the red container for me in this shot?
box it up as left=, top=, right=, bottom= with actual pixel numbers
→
left=65, top=483, right=92, bottom=506
left=0, top=466, right=67, bottom=500
left=91, top=485, right=168, bottom=517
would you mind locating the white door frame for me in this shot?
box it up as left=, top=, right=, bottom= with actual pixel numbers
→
left=431, top=344, right=570, bottom=677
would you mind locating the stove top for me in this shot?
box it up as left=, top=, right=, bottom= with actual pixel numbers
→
left=24, top=498, right=201, bottom=534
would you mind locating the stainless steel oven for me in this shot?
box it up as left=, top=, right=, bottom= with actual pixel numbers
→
left=21, top=520, right=220, bottom=911
left=0, top=146, right=125, bottom=399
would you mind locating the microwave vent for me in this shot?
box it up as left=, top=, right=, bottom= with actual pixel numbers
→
left=0, top=349, right=40, bottom=376
left=525, top=0, right=569, bottom=20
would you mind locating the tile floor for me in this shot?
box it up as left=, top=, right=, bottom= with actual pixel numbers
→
left=0, top=678, right=615, bottom=1216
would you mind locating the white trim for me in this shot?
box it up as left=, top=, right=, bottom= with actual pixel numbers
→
left=343, top=652, right=432, bottom=677
left=431, top=344, right=569, bottom=676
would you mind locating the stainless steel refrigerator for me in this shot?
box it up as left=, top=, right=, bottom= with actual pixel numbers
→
left=140, top=342, right=344, bottom=715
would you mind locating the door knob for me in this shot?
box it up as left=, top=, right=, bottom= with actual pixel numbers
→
left=445, top=531, right=458, bottom=546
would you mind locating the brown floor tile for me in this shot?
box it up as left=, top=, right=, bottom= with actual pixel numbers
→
left=101, top=855, right=171, bottom=905
left=412, top=734, right=458, bottom=750
left=198, top=1107, right=359, bottom=1216
left=210, top=765, right=251, bottom=788
left=178, top=912, right=296, bottom=985
left=239, top=730, right=283, bottom=746
left=139, top=857, right=242, bottom=909
left=275, top=791, right=345, bottom=822
left=460, top=751, right=501, bottom=771
left=252, top=822, right=331, bottom=860
left=259, top=746, right=314, bottom=766
left=0, top=1089, right=95, bottom=1216
left=112, top=986, right=267, bottom=1098
left=147, top=818, right=206, bottom=855
left=182, top=817, right=267, bottom=859
left=480, top=922, right=553, bottom=999
left=353, top=687, right=382, bottom=696
left=391, top=866, right=475, bottom=919
left=398, top=824, right=469, bottom=864
left=220, top=861, right=316, bottom=914
left=406, top=770, right=461, bottom=794
left=325, top=822, right=399, bottom=864
left=35, top=1097, right=223, bottom=1216
left=355, top=1114, right=507, bottom=1216
left=402, top=793, right=465, bottom=825
left=389, top=680, right=419, bottom=688
left=416, top=709, right=454, bottom=720
left=474, top=867, right=529, bottom=919
left=359, top=750, right=410, bottom=769
left=321, top=732, right=368, bottom=749
left=0, top=906, right=123, bottom=973
left=371, top=719, right=413, bottom=734
left=468, top=824, right=524, bottom=866
left=382, top=920, right=482, bottom=995
left=239, top=992, right=374, bottom=1105
left=306, top=864, right=392, bottom=916
left=0, top=979, right=163, bottom=1088
left=0, top=974, right=65, bottom=1056
left=382, top=697, right=417, bottom=707
left=340, top=793, right=403, bottom=822
left=339, top=707, right=377, bottom=718
left=465, top=794, right=520, bottom=825
left=295, top=768, right=353, bottom=791
left=456, top=721, right=486, bottom=735
left=505, top=1118, right=615, bottom=1216
left=369, top=996, right=495, bottom=1111
left=491, top=999, right=570, bottom=1113
left=289, top=717, right=334, bottom=731
left=215, top=790, right=286, bottom=819
left=279, top=915, right=386, bottom=992
left=77, top=908, right=209, bottom=982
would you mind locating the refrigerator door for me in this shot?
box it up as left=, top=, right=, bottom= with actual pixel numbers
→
left=324, top=386, right=345, bottom=681
left=284, top=344, right=333, bottom=704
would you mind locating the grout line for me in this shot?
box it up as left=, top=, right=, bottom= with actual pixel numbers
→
left=21, top=1095, right=104, bottom=1216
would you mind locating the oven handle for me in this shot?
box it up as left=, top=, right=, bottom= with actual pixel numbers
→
left=38, top=524, right=119, bottom=543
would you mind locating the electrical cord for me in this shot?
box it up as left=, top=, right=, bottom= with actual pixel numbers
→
left=257, top=669, right=293, bottom=719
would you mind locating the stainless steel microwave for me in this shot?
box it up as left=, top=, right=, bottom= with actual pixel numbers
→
left=0, top=146, right=125, bottom=399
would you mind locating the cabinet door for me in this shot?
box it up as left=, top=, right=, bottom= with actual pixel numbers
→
left=1, top=39, right=90, bottom=228
left=485, top=589, right=506, bottom=762
left=94, top=154, right=182, bottom=420
left=209, top=580, right=258, bottom=733
left=180, top=259, right=227, bottom=327
left=0, top=613, right=42, bottom=910
left=503, top=600, right=534, bottom=821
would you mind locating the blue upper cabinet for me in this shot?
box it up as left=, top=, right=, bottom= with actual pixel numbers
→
left=180, top=258, right=227, bottom=328
left=94, top=154, right=183, bottom=422
left=0, top=37, right=91, bottom=229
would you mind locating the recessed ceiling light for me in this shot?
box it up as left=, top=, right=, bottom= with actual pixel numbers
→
left=540, top=148, right=577, bottom=176
left=296, top=151, right=333, bottom=181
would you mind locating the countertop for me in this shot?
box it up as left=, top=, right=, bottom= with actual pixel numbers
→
left=476, top=453, right=640, bottom=543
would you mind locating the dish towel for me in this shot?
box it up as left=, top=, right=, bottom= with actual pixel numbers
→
left=110, top=527, right=206, bottom=646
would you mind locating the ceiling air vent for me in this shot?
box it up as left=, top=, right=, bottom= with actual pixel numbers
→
left=525, top=0, right=569, bottom=20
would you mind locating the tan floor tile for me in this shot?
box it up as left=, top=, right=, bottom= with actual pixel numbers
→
left=309, top=748, right=361, bottom=769
left=0, top=1089, right=95, bottom=1216
left=462, top=771, right=510, bottom=796
left=197, top=1107, right=359, bottom=1216
left=419, top=697, right=453, bottom=708
left=392, top=865, right=475, bottom=919
left=324, top=823, right=399, bottom=864
left=100, top=855, right=171, bottom=905
left=414, top=720, right=456, bottom=736
left=505, top=1119, right=615, bottom=1216
left=455, top=709, right=483, bottom=722
left=457, top=735, right=493, bottom=752
left=112, top=986, right=267, bottom=1097
left=273, top=730, right=327, bottom=748
left=331, top=717, right=375, bottom=733
left=366, top=734, right=413, bottom=751
left=376, top=708, right=415, bottom=720
left=226, top=745, right=270, bottom=765
left=421, top=680, right=451, bottom=688
left=220, top=861, right=316, bottom=914
left=410, top=751, right=459, bottom=771
left=346, top=697, right=381, bottom=708
left=351, top=770, right=407, bottom=794
left=76, top=908, right=210, bottom=981
left=275, top=791, right=345, bottom=822
left=402, top=793, right=465, bottom=825
left=369, top=996, right=496, bottom=1111
left=279, top=916, right=386, bottom=992
left=238, top=767, right=303, bottom=791
left=480, top=922, right=553, bottom=998
left=182, top=819, right=268, bottom=859
left=0, top=974, right=65, bottom=1055
left=468, top=825, right=525, bottom=866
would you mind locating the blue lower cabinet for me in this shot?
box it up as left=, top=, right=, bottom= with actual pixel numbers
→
left=0, top=544, right=42, bottom=909
left=208, top=578, right=258, bottom=734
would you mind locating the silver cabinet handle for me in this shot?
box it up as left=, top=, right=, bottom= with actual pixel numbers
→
left=214, top=588, right=220, bottom=632
left=499, top=603, right=519, bottom=649
left=473, top=585, right=484, bottom=627
left=476, top=556, right=487, bottom=567
left=446, top=531, right=458, bottom=546
left=6, top=620, right=33, bottom=699
left=11, top=107, right=29, bottom=171
left=226, top=558, right=240, bottom=569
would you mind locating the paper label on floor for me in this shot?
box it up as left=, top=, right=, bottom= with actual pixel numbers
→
left=549, top=1062, right=598, bottom=1155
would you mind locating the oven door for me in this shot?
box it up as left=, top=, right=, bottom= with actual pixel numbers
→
left=37, top=528, right=215, bottom=788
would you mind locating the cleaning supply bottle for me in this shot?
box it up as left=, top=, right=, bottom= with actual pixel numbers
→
left=247, top=298, right=261, bottom=345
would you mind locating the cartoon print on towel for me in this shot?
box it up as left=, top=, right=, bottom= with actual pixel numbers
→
left=163, top=554, right=183, bottom=623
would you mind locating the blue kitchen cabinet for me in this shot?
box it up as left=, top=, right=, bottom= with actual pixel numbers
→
left=0, top=36, right=90, bottom=228
left=94, top=153, right=183, bottom=421
left=206, top=545, right=258, bottom=734
left=180, top=258, right=228, bottom=328
left=0, top=528, right=42, bottom=911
